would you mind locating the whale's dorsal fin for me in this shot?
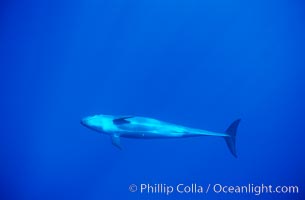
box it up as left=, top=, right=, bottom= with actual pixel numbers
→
left=113, top=116, right=133, bottom=125
left=111, top=134, right=122, bottom=150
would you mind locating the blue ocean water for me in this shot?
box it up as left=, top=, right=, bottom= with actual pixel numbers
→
left=1, top=0, right=305, bottom=199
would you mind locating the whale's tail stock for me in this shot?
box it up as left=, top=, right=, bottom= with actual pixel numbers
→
left=224, top=119, right=241, bottom=158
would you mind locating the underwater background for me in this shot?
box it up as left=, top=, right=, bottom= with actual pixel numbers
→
left=1, top=0, right=305, bottom=199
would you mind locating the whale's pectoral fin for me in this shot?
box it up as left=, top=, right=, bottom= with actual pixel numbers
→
left=113, top=116, right=133, bottom=125
left=111, top=134, right=122, bottom=150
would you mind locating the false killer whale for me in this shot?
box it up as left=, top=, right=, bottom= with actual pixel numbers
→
left=81, top=114, right=241, bottom=157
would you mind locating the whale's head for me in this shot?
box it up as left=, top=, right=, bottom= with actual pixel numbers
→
left=81, top=115, right=115, bottom=133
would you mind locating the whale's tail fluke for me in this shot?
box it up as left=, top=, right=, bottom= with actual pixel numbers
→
left=224, top=119, right=241, bottom=158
